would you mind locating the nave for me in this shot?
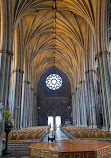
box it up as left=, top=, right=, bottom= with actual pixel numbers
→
left=2, top=126, right=111, bottom=157
left=0, top=0, right=111, bottom=157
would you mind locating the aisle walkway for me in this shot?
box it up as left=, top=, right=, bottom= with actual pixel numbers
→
left=42, top=128, right=69, bottom=142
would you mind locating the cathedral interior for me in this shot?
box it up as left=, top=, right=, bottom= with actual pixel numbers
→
left=0, top=0, right=111, bottom=157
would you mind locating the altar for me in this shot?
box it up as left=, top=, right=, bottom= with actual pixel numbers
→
left=29, top=139, right=111, bottom=158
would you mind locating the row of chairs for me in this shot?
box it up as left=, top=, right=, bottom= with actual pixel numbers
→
left=3, top=126, right=46, bottom=141
left=62, top=126, right=111, bottom=139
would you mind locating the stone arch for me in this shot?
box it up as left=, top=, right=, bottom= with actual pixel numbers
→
left=37, top=67, right=72, bottom=126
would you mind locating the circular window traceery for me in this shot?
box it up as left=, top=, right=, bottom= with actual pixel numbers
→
left=46, top=74, right=62, bottom=90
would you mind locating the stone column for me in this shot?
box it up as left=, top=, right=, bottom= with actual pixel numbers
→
left=33, top=93, right=37, bottom=126
left=76, top=87, right=81, bottom=126
left=79, top=81, right=87, bottom=127
left=29, top=88, right=34, bottom=127
left=72, top=92, right=77, bottom=126
left=85, top=69, right=97, bottom=128
left=9, top=71, right=16, bottom=116
left=11, top=69, right=24, bottom=129
left=17, top=70, right=24, bottom=129
left=21, top=80, right=30, bottom=128
left=0, top=50, right=12, bottom=110
left=97, top=51, right=111, bottom=131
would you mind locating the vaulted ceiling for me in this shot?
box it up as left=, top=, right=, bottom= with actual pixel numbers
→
left=22, top=10, right=86, bottom=85
left=0, top=0, right=110, bottom=92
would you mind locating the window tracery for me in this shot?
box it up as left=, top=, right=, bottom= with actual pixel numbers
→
left=46, top=74, right=62, bottom=90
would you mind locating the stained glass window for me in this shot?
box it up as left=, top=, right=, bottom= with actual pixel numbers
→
left=46, top=74, right=62, bottom=90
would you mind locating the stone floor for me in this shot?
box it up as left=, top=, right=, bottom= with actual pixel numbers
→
left=43, top=128, right=69, bottom=142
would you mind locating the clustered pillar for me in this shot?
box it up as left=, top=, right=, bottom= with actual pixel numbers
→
left=10, top=69, right=24, bottom=129
left=0, top=50, right=12, bottom=110
left=9, top=68, right=36, bottom=129
left=29, top=88, right=34, bottom=127
left=21, top=80, right=30, bottom=128
left=72, top=51, right=111, bottom=131
left=79, top=81, right=87, bottom=127
left=97, top=51, right=111, bottom=131
left=85, top=69, right=97, bottom=128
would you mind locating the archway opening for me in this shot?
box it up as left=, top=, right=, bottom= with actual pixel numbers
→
left=37, top=67, right=72, bottom=126
left=55, top=116, right=61, bottom=128
left=48, top=116, right=53, bottom=128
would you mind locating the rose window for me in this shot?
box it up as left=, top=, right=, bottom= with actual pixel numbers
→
left=46, top=74, right=62, bottom=90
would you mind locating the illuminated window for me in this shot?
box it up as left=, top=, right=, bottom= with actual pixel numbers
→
left=46, top=74, right=62, bottom=90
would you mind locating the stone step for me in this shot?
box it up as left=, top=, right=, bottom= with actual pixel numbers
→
left=3, top=141, right=35, bottom=151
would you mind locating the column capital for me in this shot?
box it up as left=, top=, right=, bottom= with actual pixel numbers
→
left=19, top=69, right=24, bottom=74
left=0, top=50, right=5, bottom=54
left=6, top=50, right=13, bottom=56
left=23, top=80, right=30, bottom=84
left=11, top=69, right=17, bottom=74
left=79, top=80, right=86, bottom=84
left=31, top=88, right=34, bottom=91
left=74, top=87, right=79, bottom=91
left=0, top=49, right=13, bottom=56
left=95, top=50, right=111, bottom=59
left=11, top=69, right=24, bottom=74
left=85, top=69, right=96, bottom=74
left=82, top=80, right=86, bottom=83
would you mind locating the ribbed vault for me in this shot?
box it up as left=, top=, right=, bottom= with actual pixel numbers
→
left=14, top=1, right=90, bottom=92
left=0, top=0, right=109, bottom=93
left=0, top=0, right=110, bottom=131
